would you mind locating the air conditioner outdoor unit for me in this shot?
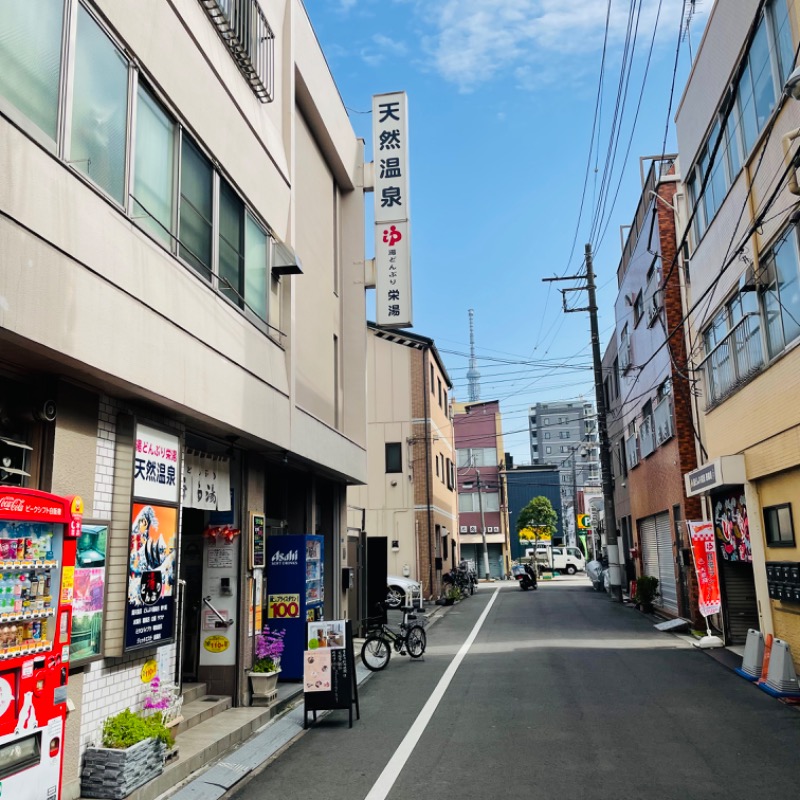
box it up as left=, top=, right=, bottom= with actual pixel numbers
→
left=459, top=526, right=467, bottom=533
left=469, top=526, right=477, bottom=533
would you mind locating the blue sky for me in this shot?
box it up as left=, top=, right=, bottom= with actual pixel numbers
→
left=306, top=0, right=708, bottom=461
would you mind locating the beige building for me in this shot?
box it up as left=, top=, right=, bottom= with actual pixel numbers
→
left=348, top=325, right=458, bottom=602
left=1, top=1, right=368, bottom=796
left=676, top=0, right=800, bottom=651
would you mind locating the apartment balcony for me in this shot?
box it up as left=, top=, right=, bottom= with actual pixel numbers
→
left=699, top=313, right=765, bottom=409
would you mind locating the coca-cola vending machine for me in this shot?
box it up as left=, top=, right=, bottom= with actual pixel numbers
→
left=0, top=487, right=82, bottom=800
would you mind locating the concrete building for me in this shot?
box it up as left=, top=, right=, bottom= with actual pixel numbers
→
left=676, top=0, right=800, bottom=648
left=454, top=400, right=510, bottom=579
left=347, top=325, right=457, bottom=603
left=1, top=1, right=368, bottom=796
left=528, top=400, right=600, bottom=544
left=610, top=156, right=701, bottom=622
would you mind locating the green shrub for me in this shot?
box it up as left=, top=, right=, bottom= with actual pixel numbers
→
left=635, top=575, right=659, bottom=605
left=101, top=708, right=174, bottom=750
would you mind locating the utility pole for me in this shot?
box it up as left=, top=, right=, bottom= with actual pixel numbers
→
left=475, top=471, right=490, bottom=580
left=543, top=243, right=622, bottom=601
left=571, top=447, right=579, bottom=549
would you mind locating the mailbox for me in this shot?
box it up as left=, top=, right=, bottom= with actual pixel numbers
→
left=342, top=566, right=355, bottom=590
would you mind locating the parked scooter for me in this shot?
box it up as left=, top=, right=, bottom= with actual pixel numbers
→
left=511, top=563, right=538, bottom=591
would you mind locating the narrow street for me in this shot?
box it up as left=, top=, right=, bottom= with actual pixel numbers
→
left=231, top=579, right=800, bottom=800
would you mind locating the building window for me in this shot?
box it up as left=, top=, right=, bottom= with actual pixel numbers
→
left=544, top=432, right=550, bottom=440
left=560, top=431, right=570, bottom=439
left=245, top=214, right=270, bottom=321
left=446, top=458, right=454, bottom=490
left=456, top=447, right=497, bottom=468
left=435, top=454, right=440, bottom=478
left=545, top=446, right=552, bottom=454
left=639, top=401, right=655, bottom=458
left=385, top=443, right=402, bottom=473
left=133, top=85, right=176, bottom=247
left=430, top=364, right=435, bottom=393
left=437, top=377, right=442, bottom=408
left=633, top=291, right=644, bottom=326
left=219, top=179, right=246, bottom=307
left=0, top=0, right=64, bottom=141
left=70, top=5, right=129, bottom=204
left=458, top=492, right=499, bottom=513
left=179, top=136, right=214, bottom=278
left=764, top=229, right=800, bottom=358
left=764, top=503, right=795, bottom=546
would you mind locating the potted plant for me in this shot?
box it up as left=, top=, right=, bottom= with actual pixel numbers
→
left=81, top=708, right=173, bottom=799
left=634, top=575, right=659, bottom=614
left=249, top=624, right=285, bottom=705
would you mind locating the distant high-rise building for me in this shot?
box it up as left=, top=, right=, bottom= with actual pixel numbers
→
left=528, top=400, right=600, bottom=500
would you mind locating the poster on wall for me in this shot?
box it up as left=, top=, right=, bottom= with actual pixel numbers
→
left=134, top=424, right=181, bottom=504
left=712, top=490, right=751, bottom=562
left=70, top=522, right=108, bottom=664
left=125, top=503, right=177, bottom=650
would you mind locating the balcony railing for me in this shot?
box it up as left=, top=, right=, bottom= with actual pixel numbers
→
left=700, top=313, right=765, bottom=408
left=201, top=0, right=275, bottom=102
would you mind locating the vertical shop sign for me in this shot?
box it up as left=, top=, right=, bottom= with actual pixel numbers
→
left=687, top=520, right=722, bottom=617
left=125, top=423, right=180, bottom=651
left=373, top=91, right=412, bottom=328
left=251, top=512, right=265, bottom=568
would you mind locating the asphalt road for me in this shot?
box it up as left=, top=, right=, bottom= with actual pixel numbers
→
left=230, top=577, right=800, bottom=800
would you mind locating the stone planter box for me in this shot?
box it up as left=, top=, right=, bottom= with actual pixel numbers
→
left=81, top=737, right=166, bottom=800
left=249, top=669, right=280, bottom=706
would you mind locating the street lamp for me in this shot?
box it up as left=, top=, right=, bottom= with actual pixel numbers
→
left=462, top=471, right=491, bottom=581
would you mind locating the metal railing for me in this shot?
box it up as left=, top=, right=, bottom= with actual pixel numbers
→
left=201, top=0, right=275, bottom=102
left=700, top=313, right=765, bottom=407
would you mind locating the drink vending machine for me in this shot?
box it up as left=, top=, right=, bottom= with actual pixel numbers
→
left=265, top=535, right=323, bottom=679
left=0, top=487, right=82, bottom=800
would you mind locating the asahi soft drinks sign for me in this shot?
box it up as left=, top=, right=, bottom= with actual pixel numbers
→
left=373, top=91, right=412, bottom=328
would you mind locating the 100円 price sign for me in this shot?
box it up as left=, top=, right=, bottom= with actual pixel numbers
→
left=302, top=620, right=360, bottom=729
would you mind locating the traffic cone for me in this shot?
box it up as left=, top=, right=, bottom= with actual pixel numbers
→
left=735, top=629, right=764, bottom=681
left=761, top=639, right=800, bottom=697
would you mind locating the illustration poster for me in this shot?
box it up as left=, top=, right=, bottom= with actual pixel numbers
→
left=711, top=490, right=751, bottom=563
left=71, top=522, right=108, bottom=663
left=125, top=503, right=177, bottom=650
left=303, top=650, right=332, bottom=692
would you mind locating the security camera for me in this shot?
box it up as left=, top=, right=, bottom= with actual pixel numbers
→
left=35, top=399, right=57, bottom=423
left=785, top=66, right=800, bottom=100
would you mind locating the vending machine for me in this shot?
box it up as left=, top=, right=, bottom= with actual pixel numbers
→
left=265, top=535, right=323, bottom=679
left=0, top=487, right=82, bottom=800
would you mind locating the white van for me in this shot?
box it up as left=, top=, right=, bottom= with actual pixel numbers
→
left=529, top=545, right=586, bottom=574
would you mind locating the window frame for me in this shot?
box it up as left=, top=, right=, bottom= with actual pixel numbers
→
left=385, top=442, right=402, bottom=474
left=764, top=503, right=795, bottom=547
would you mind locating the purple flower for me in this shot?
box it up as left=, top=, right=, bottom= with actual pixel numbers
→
left=253, top=625, right=285, bottom=672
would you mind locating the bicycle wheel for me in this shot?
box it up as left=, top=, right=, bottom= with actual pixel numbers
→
left=361, top=634, right=391, bottom=671
left=405, top=625, right=427, bottom=658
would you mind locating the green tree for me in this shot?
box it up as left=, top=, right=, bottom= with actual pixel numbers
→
left=516, top=496, right=558, bottom=541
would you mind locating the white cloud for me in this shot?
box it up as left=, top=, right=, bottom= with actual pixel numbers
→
left=338, top=0, right=358, bottom=10
left=360, top=32, right=408, bottom=67
left=408, top=0, right=707, bottom=92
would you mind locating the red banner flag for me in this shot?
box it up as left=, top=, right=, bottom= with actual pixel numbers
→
left=687, top=520, right=721, bottom=618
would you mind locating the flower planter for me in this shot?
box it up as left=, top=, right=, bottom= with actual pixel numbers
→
left=81, top=737, right=166, bottom=800
left=249, top=669, right=281, bottom=706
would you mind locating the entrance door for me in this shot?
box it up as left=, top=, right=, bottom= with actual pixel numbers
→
left=179, top=509, right=204, bottom=683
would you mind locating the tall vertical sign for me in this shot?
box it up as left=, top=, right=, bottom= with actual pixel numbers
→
left=687, top=520, right=722, bottom=618
left=373, top=91, right=412, bottom=328
left=125, top=423, right=181, bottom=651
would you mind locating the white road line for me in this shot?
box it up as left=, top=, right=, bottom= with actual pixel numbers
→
left=363, top=587, right=501, bottom=800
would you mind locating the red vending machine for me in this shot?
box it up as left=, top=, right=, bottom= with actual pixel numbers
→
left=0, top=487, right=82, bottom=800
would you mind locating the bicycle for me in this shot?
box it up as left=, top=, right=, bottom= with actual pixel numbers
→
left=361, top=605, right=427, bottom=671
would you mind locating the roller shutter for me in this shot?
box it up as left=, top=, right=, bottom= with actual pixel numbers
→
left=639, top=517, right=659, bottom=583
left=655, top=512, right=679, bottom=613
left=720, top=558, right=759, bottom=645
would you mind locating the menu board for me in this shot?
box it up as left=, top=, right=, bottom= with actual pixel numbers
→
left=303, top=620, right=359, bottom=729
